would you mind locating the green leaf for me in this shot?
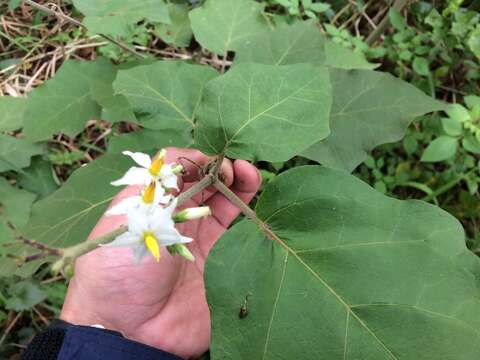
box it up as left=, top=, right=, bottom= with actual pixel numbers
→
left=421, top=136, right=458, bottom=162
left=8, top=0, right=22, bottom=11
left=15, top=257, right=55, bottom=278
left=72, top=0, right=170, bottom=37
left=108, top=129, right=193, bottom=153
left=189, top=0, right=268, bottom=55
left=194, top=63, right=332, bottom=162
left=0, top=257, right=17, bottom=277
left=234, top=20, right=376, bottom=70
left=308, top=2, right=330, bottom=12
left=234, top=20, right=326, bottom=66
left=0, top=96, right=26, bottom=131
left=17, top=157, right=59, bottom=199
left=412, top=56, right=431, bottom=76
left=302, top=69, right=446, bottom=172
left=113, top=61, right=217, bottom=132
left=0, top=134, right=43, bottom=172
left=0, top=177, right=36, bottom=229
left=0, top=177, right=36, bottom=249
left=389, top=9, right=407, bottom=30
left=465, top=95, right=480, bottom=109
left=324, top=41, right=378, bottom=70
left=155, top=4, right=193, bottom=47
left=446, top=104, right=471, bottom=123
left=467, top=28, right=480, bottom=58
left=23, top=154, right=131, bottom=247
left=5, top=281, right=46, bottom=312
left=441, top=117, right=463, bottom=136
left=206, top=166, right=480, bottom=359
left=462, top=136, right=480, bottom=154
left=23, top=60, right=104, bottom=141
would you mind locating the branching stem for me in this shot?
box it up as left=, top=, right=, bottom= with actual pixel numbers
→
left=50, top=168, right=217, bottom=273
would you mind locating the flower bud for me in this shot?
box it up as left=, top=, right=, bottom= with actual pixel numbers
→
left=173, top=207, right=212, bottom=222
left=167, top=244, right=195, bottom=261
left=171, top=164, right=184, bottom=174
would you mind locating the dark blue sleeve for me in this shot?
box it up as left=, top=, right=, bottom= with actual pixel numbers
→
left=22, top=320, right=182, bottom=360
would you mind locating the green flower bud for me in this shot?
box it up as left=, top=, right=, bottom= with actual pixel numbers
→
left=167, top=244, right=195, bottom=261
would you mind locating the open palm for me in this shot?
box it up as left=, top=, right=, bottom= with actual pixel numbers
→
left=61, top=148, right=261, bottom=359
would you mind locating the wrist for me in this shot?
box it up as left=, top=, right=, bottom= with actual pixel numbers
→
left=60, top=277, right=116, bottom=331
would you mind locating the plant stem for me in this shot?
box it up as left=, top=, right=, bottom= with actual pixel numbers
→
left=51, top=226, right=127, bottom=274
left=50, top=173, right=216, bottom=273
left=23, top=0, right=146, bottom=59
left=213, top=179, right=277, bottom=241
left=422, top=170, right=475, bottom=202
left=366, top=0, right=410, bottom=46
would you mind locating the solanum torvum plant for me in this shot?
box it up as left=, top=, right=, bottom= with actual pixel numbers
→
left=2, top=1, right=480, bottom=359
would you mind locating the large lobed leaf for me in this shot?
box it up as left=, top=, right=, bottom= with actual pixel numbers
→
left=73, top=0, right=169, bottom=37
left=233, top=20, right=441, bottom=171
left=302, top=69, right=446, bottom=171
left=206, top=166, right=480, bottom=359
left=21, top=58, right=134, bottom=141
left=234, top=20, right=375, bottom=70
left=113, top=61, right=217, bottom=133
left=194, top=62, right=331, bottom=162
left=0, top=177, right=36, bottom=245
left=155, top=3, right=193, bottom=48
left=0, top=134, right=43, bottom=172
left=189, top=0, right=269, bottom=56
left=0, top=96, right=26, bottom=131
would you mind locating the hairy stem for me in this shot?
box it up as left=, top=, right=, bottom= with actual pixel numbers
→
left=24, top=0, right=145, bottom=59
left=213, top=179, right=277, bottom=241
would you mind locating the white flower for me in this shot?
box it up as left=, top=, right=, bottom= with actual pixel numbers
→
left=111, top=150, right=181, bottom=190
left=106, top=199, right=192, bottom=263
left=105, top=181, right=172, bottom=216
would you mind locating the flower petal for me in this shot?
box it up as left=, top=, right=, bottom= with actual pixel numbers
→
left=160, top=164, right=179, bottom=190
left=128, top=209, right=150, bottom=235
left=165, top=198, right=178, bottom=217
left=105, top=196, right=141, bottom=216
left=122, top=151, right=152, bottom=169
left=162, top=175, right=179, bottom=190
left=154, top=188, right=172, bottom=205
left=111, top=167, right=151, bottom=186
left=105, top=232, right=141, bottom=247
left=154, top=227, right=193, bottom=246
left=132, top=244, right=149, bottom=264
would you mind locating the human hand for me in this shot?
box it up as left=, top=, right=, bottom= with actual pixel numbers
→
left=60, top=148, right=261, bottom=359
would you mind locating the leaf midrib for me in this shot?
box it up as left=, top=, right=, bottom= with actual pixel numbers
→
left=222, top=74, right=320, bottom=152
left=252, top=216, right=399, bottom=359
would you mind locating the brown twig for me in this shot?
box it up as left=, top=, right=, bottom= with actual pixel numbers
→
left=366, top=0, right=410, bottom=46
left=23, top=0, right=145, bottom=59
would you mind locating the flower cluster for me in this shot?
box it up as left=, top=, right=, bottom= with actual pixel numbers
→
left=105, top=150, right=211, bottom=263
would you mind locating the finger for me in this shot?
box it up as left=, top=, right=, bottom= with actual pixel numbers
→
left=88, top=185, right=142, bottom=240
left=206, top=160, right=261, bottom=228
left=165, top=148, right=234, bottom=197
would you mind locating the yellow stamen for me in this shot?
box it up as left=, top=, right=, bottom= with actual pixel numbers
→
left=144, top=233, right=160, bottom=262
left=142, top=182, right=156, bottom=204
left=149, top=149, right=167, bottom=176
left=149, top=158, right=164, bottom=176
